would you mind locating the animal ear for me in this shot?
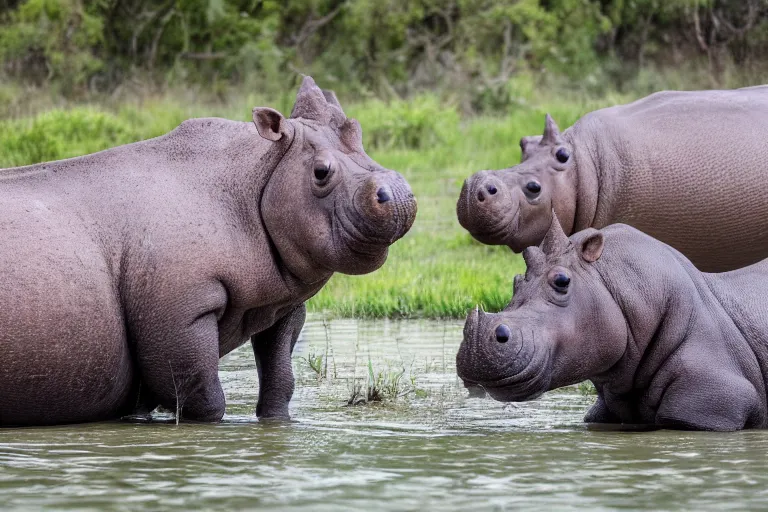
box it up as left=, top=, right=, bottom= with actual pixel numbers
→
left=540, top=212, right=570, bottom=256
left=252, top=107, right=286, bottom=142
left=579, top=230, right=605, bottom=263
left=541, top=114, right=562, bottom=146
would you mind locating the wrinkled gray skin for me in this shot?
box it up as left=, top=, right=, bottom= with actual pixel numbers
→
left=457, top=218, right=768, bottom=431
left=0, top=76, right=416, bottom=427
left=457, top=86, right=768, bottom=272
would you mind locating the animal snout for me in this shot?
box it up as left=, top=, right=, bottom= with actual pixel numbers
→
left=471, top=174, right=504, bottom=205
left=456, top=172, right=517, bottom=246
left=364, top=173, right=413, bottom=209
left=376, top=186, right=391, bottom=204
left=457, top=309, right=527, bottom=385
left=466, top=310, right=523, bottom=356
left=476, top=182, right=499, bottom=203
left=356, top=172, right=417, bottom=242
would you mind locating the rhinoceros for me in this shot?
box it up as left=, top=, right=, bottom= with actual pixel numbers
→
left=0, top=77, right=416, bottom=426
left=457, top=87, right=768, bottom=272
left=456, top=216, right=768, bottom=431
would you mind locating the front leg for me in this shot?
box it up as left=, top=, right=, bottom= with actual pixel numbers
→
left=583, top=392, right=621, bottom=424
left=251, top=304, right=306, bottom=420
left=583, top=382, right=623, bottom=424
left=121, top=380, right=160, bottom=423
left=130, top=278, right=229, bottom=423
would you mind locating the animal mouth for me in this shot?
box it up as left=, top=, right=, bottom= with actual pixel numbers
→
left=466, top=207, right=520, bottom=246
left=466, top=347, right=552, bottom=403
left=332, top=195, right=415, bottom=260
left=346, top=184, right=416, bottom=245
left=333, top=207, right=388, bottom=257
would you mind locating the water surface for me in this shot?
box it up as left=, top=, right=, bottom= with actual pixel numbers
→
left=1, top=316, right=767, bottom=511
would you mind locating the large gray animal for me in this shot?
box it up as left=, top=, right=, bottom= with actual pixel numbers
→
left=457, top=87, right=768, bottom=272
left=0, top=77, right=416, bottom=427
left=456, top=217, right=768, bottom=431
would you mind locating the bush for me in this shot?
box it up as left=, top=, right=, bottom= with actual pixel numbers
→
left=349, top=95, right=460, bottom=150
left=2, top=0, right=765, bottom=102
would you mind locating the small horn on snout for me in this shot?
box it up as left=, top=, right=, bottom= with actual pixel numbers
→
left=541, top=114, right=561, bottom=146
left=341, top=118, right=364, bottom=152
left=522, top=246, right=546, bottom=270
left=540, top=211, right=570, bottom=256
left=322, top=89, right=344, bottom=111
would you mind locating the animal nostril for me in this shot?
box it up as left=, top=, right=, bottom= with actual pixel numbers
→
left=487, top=184, right=497, bottom=195
left=495, top=324, right=511, bottom=343
left=477, top=190, right=485, bottom=202
left=376, top=187, right=391, bottom=204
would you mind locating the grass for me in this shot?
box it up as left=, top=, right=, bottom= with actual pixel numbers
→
left=346, top=358, right=422, bottom=406
left=0, top=85, right=634, bottom=318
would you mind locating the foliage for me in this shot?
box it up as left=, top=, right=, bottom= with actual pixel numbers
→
left=577, top=380, right=597, bottom=396
left=349, top=94, right=460, bottom=150
left=347, top=358, right=418, bottom=404
left=1, top=0, right=766, bottom=105
left=0, top=0, right=104, bottom=94
left=303, top=351, right=327, bottom=379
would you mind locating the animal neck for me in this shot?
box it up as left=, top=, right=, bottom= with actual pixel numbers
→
left=565, top=128, right=600, bottom=234
left=566, top=118, right=624, bottom=232
left=258, top=124, right=336, bottom=289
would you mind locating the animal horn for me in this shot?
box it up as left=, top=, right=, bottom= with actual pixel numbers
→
left=290, top=76, right=330, bottom=122
left=322, top=89, right=348, bottom=128
left=340, top=118, right=364, bottom=152
left=522, top=246, right=546, bottom=270
left=541, top=114, right=561, bottom=146
left=540, top=211, right=570, bottom=255
left=322, top=89, right=343, bottom=111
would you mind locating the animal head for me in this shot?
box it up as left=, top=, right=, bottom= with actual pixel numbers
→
left=254, top=76, right=417, bottom=280
left=456, top=216, right=630, bottom=402
left=456, top=114, right=576, bottom=252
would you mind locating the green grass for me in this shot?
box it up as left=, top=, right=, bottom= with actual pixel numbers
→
left=0, top=88, right=632, bottom=318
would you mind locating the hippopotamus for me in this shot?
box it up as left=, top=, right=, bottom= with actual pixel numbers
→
left=457, top=86, right=768, bottom=272
left=0, top=76, right=416, bottom=427
left=456, top=217, right=768, bottom=431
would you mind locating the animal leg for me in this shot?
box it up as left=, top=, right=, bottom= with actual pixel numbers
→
left=136, top=312, right=226, bottom=423
left=251, top=304, right=306, bottom=420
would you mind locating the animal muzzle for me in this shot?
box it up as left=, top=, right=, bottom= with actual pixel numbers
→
left=456, top=307, right=550, bottom=402
left=351, top=171, right=417, bottom=247
left=456, top=171, right=518, bottom=246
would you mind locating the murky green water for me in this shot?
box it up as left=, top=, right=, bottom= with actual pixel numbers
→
left=2, top=316, right=768, bottom=511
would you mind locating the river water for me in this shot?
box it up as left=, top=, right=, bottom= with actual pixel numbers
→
left=1, top=316, right=767, bottom=511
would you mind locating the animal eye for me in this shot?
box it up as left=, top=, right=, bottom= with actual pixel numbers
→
left=556, top=148, right=570, bottom=164
left=314, top=162, right=331, bottom=182
left=525, top=181, right=541, bottom=194
left=495, top=324, right=511, bottom=343
left=552, top=272, right=571, bottom=293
